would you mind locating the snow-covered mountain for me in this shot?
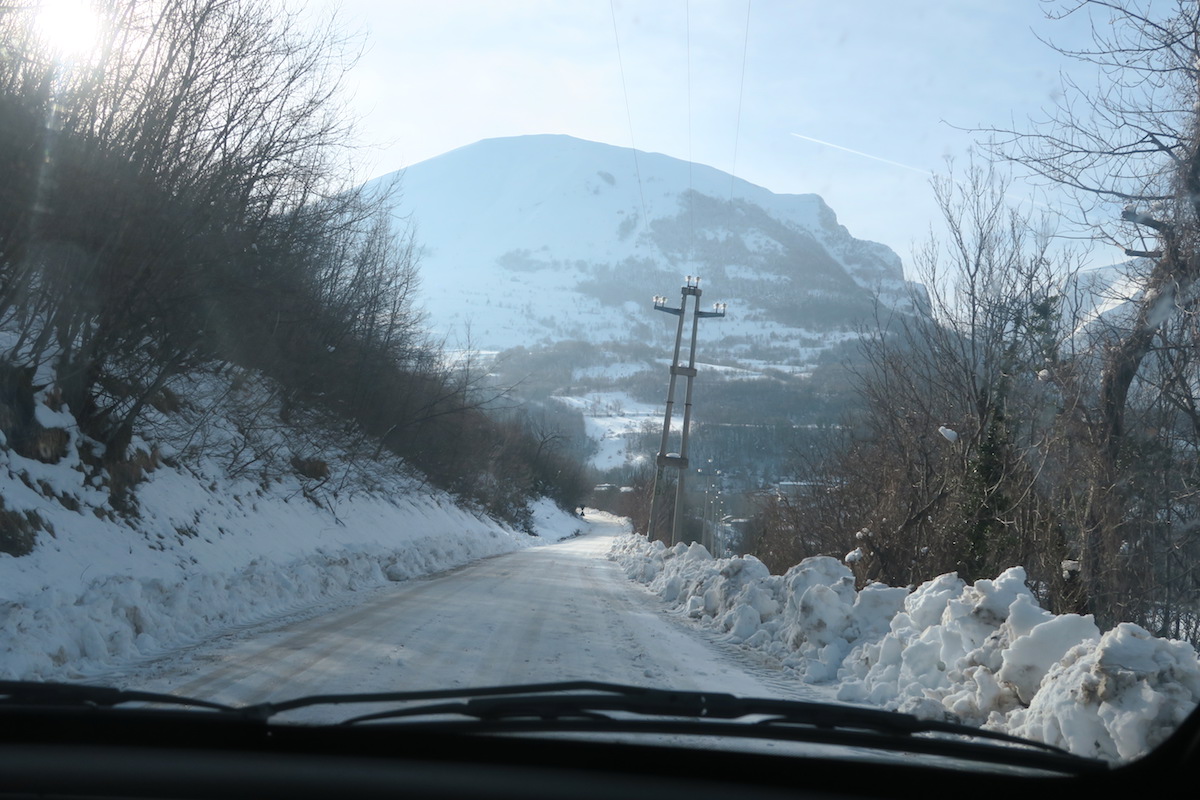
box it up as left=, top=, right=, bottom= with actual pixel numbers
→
left=372, top=135, right=923, bottom=370
left=367, top=135, right=927, bottom=478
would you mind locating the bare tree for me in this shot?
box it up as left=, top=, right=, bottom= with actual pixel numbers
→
left=988, top=1, right=1200, bottom=455
left=985, top=0, right=1200, bottom=625
left=752, top=163, right=1092, bottom=611
left=0, top=0, right=382, bottom=459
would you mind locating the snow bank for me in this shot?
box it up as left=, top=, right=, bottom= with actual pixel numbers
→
left=0, top=441, right=583, bottom=682
left=1006, top=623, right=1200, bottom=760
left=609, top=535, right=1200, bottom=761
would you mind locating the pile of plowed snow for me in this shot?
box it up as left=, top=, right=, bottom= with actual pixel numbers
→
left=610, top=535, right=1200, bottom=761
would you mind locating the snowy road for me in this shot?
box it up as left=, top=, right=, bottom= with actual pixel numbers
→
left=113, top=516, right=822, bottom=719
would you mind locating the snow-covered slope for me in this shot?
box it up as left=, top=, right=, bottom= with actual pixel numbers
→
left=0, top=364, right=589, bottom=681
left=0, top=438, right=586, bottom=682
left=373, top=134, right=923, bottom=364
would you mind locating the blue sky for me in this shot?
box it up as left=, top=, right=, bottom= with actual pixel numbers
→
left=321, top=1, right=1107, bottom=274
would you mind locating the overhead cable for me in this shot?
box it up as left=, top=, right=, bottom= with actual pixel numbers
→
left=609, top=0, right=649, bottom=230
left=729, top=0, right=751, bottom=203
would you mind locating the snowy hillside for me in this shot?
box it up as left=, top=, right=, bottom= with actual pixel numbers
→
left=373, top=134, right=923, bottom=366
left=0, top=368, right=587, bottom=681
left=366, top=135, right=926, bottom=478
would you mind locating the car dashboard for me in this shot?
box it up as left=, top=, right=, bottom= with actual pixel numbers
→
left=2, top=703, right=1194, bottom=800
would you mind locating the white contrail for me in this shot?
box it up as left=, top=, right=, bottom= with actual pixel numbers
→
left=790, top=132, right=931, bottom=175
left=791, top=131, right=1054, bottom=212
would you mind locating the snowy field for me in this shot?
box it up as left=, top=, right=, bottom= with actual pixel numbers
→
left=554, top=392, right=665, bottom=471
left=610, top=536, right=1200, bottom=761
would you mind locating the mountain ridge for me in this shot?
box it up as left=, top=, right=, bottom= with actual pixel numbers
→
left=370, top=134, right=923, bottom=362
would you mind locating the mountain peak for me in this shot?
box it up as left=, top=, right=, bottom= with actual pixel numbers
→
left=372, top=134, right=918, bottom=358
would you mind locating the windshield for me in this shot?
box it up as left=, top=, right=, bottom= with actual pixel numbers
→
left=1, top=0, right=1198, bottom=773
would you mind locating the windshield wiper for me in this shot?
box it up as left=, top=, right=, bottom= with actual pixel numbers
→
left=0, top=680, right=237, bottom=713
left=244, top=680, right=1107, bottom=775
left=1, top=679, right=1108, bottom=774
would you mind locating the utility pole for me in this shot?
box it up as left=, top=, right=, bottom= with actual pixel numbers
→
left=647, top=276, right=726, bottom=545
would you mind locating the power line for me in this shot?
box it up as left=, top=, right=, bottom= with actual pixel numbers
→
left=609, top=0, right=649, bottom=230
left=686, top=0, right=694, bottom=261
left=729, top=0, right=751, bottom=203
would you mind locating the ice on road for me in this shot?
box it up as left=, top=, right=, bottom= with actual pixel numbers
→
left=119, top=517, right=818, bottom=718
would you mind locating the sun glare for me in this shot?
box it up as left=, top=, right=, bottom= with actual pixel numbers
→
left=35, top=0, right=102, bottom=61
